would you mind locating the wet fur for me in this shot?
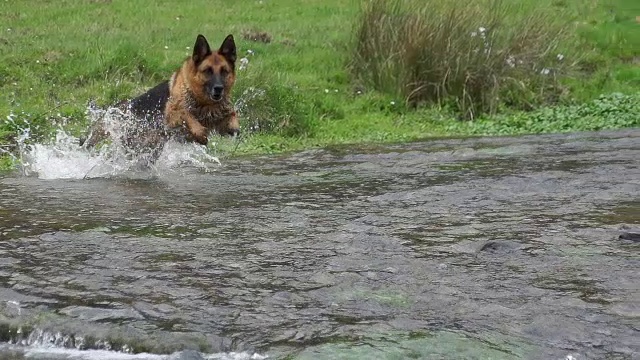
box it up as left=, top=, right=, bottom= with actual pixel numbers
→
left=80, top=34, right=239, bottom=157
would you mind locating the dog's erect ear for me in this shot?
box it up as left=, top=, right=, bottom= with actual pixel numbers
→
left=219, top=34, right=236, bottom=64
left=193, top=34, right=212, bottom=65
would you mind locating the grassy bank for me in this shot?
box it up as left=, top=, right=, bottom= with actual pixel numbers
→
left=0, top=0, right=638, bottom=168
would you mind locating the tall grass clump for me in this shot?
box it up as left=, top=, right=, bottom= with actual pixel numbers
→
left=351, top=0, right=575, bottom=119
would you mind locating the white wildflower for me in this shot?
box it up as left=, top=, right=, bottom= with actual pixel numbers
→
left=164, top=46, right=169, bottom=50
left=506, top=55, right=516, bottom=68
left=247, top=49, right=254, bottom=56
left=324, top=89, right=329, bottom=93
left=239, top=57, right=249, bottom=70
left=540, top=68, right=551, bottom=75
left=478, top=27, right=487, bottom=39
left=557, top=53, right=564, bottom=61
left=470, top=31, right=477, bottom=37
left=390, top=101, right=396, bottom=106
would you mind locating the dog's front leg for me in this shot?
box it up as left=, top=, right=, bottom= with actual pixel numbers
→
left=166, top=106, right=209, bottom=145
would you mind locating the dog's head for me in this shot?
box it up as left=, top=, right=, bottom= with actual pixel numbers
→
left=190, top=34, right=236, bottom=103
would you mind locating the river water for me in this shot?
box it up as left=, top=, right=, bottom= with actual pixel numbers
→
left=0, top=129, right=638, bottom=359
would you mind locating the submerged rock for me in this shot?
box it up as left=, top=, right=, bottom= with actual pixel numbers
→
left=619, top=229, right=640, bottom=242
left=477, top=240, right=523, bottom=254
left=169, top=349, right=206, bottom=360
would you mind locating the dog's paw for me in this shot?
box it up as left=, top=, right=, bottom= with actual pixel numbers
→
left=191, top=126, right=209, bottom=145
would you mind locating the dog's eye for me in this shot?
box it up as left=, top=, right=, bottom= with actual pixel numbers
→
left=204, top=67, right=214, bottom=75
left=220, top=68, right=228, bottom=76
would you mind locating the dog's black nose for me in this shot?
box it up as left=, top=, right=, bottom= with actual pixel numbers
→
left=212, top=85, right=224, bottom=96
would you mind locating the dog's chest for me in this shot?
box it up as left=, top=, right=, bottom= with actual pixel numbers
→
left=188, top=102, right=234, bottom=128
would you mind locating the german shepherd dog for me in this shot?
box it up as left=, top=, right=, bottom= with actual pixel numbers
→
left=80, top=34, right=240, bottom=161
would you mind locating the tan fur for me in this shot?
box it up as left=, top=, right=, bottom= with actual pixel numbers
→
left=165, top=37, right=238, bottom=145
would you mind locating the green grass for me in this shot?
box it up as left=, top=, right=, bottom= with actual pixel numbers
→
left=0, top=0, right=638, bottom=168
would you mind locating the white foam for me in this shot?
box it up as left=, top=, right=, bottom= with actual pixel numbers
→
left=0, top=326, right=268, bottom=360
left=2, top=345, right=268, bottom=360
left=23, top=346, right=166, bottom=359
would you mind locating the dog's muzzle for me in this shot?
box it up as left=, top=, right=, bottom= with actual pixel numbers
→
left=211, top=85, right=224, bottom=101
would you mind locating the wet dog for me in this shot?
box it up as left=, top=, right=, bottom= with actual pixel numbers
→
left=80, top=34, right=240, bottom=160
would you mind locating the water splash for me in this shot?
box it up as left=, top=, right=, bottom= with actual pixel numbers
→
left=20, top=128, right=113, bottom=180
left=234, top=87, right=267, bottom=132
left=4, top=84, right=274, bottom=179
left=11, top=105, right=222, bottom=180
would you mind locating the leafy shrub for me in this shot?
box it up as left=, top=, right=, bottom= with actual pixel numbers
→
left=449, top=92, right=640, bottom=135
